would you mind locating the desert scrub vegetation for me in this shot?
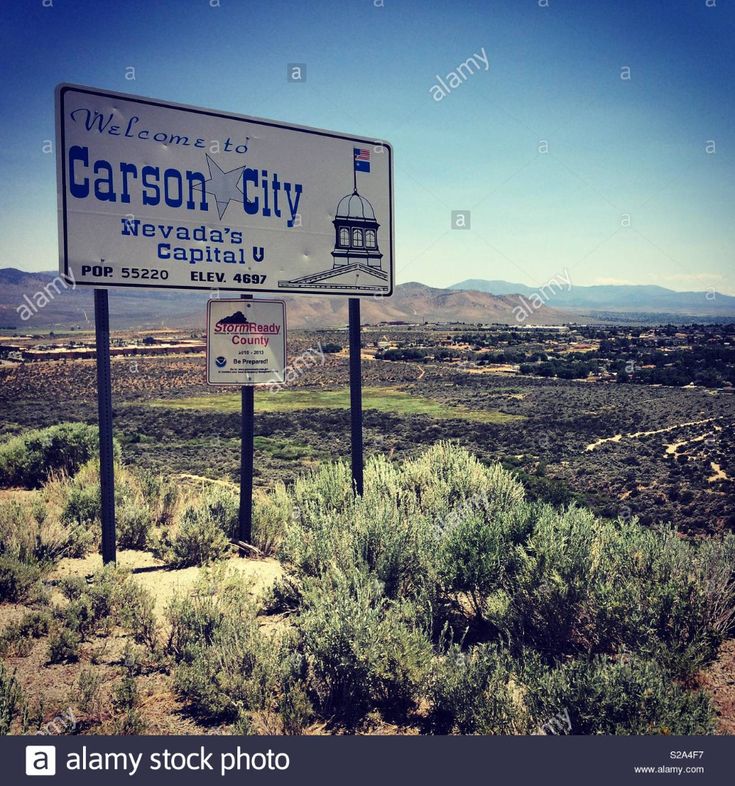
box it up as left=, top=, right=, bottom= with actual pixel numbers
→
left=0, top=422, right=187, bottom=594
left=166, top=568, right=304, bottom=732
left=253, top=442, right=731, bottom=732
left=155, top=442, right=733, bottom=734
left=0, top=663, right=25, bottom=735
left=0, top=423, right=118, bottom=489
left=0, top=437, right=732, bottom=735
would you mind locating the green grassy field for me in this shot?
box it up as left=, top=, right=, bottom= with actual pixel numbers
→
left=148, top=386, right=522, bottom=424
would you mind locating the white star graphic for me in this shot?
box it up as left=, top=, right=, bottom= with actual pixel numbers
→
left=197, top=155, right=246, bottom=219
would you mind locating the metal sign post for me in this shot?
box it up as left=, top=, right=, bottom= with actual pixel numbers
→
left=239, top=293, right=254, bottom=544
left=93, top=288, right=116, bottom=564
left=348, top=298, right=364, bottom=495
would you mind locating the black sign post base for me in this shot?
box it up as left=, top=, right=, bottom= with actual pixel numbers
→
left=348, top=297, right=364, bottom=496
left=93, top=288, right=116, bottom=564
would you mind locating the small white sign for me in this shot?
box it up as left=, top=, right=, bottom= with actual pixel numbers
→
left=207, top=298, right=286, bottom=386
left=56, top=84, right=393, bottom=296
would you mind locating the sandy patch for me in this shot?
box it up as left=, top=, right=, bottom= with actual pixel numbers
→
left=51, top=551, right=284, bottom=619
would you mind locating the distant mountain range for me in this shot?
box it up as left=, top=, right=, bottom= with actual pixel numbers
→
left=1, top=268, right=732, bottom=332
left=450, top=279, right=735, bottom=317
left=0, top=269, right=574, bottom=331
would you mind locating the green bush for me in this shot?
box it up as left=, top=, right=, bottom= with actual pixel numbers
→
left=0, top=611, right=51, bottom=657
left=117, top=498, right=152, bottom=550
left=169, top=506, right=230, bottom=567
left=292, top=460, right=353, bottom=518
left=487, top=505, right=603, bottom=659
left=0, top=423, right=118, bottom=489
left=59, top=566, right=140, bottom=640
left=157, top=443, right=735, bottom=733
left=281, top=448, right=525, bottom=614
left=167, top=589, right=225, bottom=664
left=0, top=555, right=42, bottom=602
left=61, top=485, right=99, bottom=529
left=402, top=442, right=525, bottom=522
left=427, top=643, right=526, bottom=734
left=0, top=664, right=25, bottom=735
left=165, top=485, right=237, bottom=566
left=169, top=574, right=282, bottom=723
left=252, top=483, right=292, bottom=556
left=112, top=673, right=145, bottom=735
left=297, top=569, right=433, bottom=725
left=524, top=655, right=715, bottom=735
left=439, top=503, right=533, bottom=619
left=1, top=498, right=89, bottom=565
left=486, top=508, right=735, bottom=677
left=138, top=473, right=179, bottom=528
left=47, top=626, right=81, bottom=664
left=117, top=580, right=158, bottom=651
left=77, top=668, right=103, bottom=717
left=199, top=485, right=239, bottom=539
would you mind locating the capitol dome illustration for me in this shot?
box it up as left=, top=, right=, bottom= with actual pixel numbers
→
left=278, top=153, right=389, bottom=294
left=331, top=190, right=383, bottom=270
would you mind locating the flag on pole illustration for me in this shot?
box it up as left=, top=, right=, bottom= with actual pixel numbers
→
left=354, top=148, right=371, bottom=172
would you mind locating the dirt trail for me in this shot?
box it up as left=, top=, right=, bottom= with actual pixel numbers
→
left=585, top=417, right=721, bottom=452
left=708, top=462, right=729, bottom=482
left=176, top=473, right=237, bottom=488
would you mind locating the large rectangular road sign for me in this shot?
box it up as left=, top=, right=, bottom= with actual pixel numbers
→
left=56, top=84, right=393, bottom=296
left=206, top=298, right=286, bottom=386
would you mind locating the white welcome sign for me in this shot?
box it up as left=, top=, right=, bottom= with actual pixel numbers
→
left=56, top=84, right=394, bottom=296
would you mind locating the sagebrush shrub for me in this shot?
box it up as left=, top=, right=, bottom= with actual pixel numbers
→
left=169, top=506, right=230, bottom=566
left=252, top=483, right=292, bottom=556
left=59, top=566, right=147, bottom=641
left=118, top=580, right=158, bottom=651
left=489, top=505, right=602, bottom=659
left=77, top=668, right=103, bottom=716
left=112, top=673, right=146, bottom=735
left=0, top=555, right=42, bottom=602
left=1, top=497, right=88, bottom=565
left=163, top=485, right=238, bottom=566
left=523, top=654, right=714, bottom=735
left=0, top=664, right=24, bottom=735
left=402, top=442, right=525, bottom=522
left=427, top=643, right=527, bottom=734
left=0, top=611, right=51, bottom=657
left=116, top=497, right=152, bottom=550
left=292, top=460, right=353, bottom=517
left=0, top=423, right=118, bottom=489
left=439, top=503, right=533, bottom=618
left=297, top=569, right=433, bottom=724
left=169, top=573, right=283, bottom=723
left=47, top=625, right=81, bottom=664
left=486, top=507, right=735, bottom=676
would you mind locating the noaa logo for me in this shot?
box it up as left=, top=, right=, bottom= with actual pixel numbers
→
left=215, top=356, right=227, bottom=368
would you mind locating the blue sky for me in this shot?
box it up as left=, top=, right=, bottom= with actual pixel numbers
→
left=1, top=0, right=733, bottom=293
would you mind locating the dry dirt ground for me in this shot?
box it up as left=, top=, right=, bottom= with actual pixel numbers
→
left=51, top=550, right=283, bottom=620
left=3, top=553, right=284, bottom=735
left=699, top=640, right=735, bottom=736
